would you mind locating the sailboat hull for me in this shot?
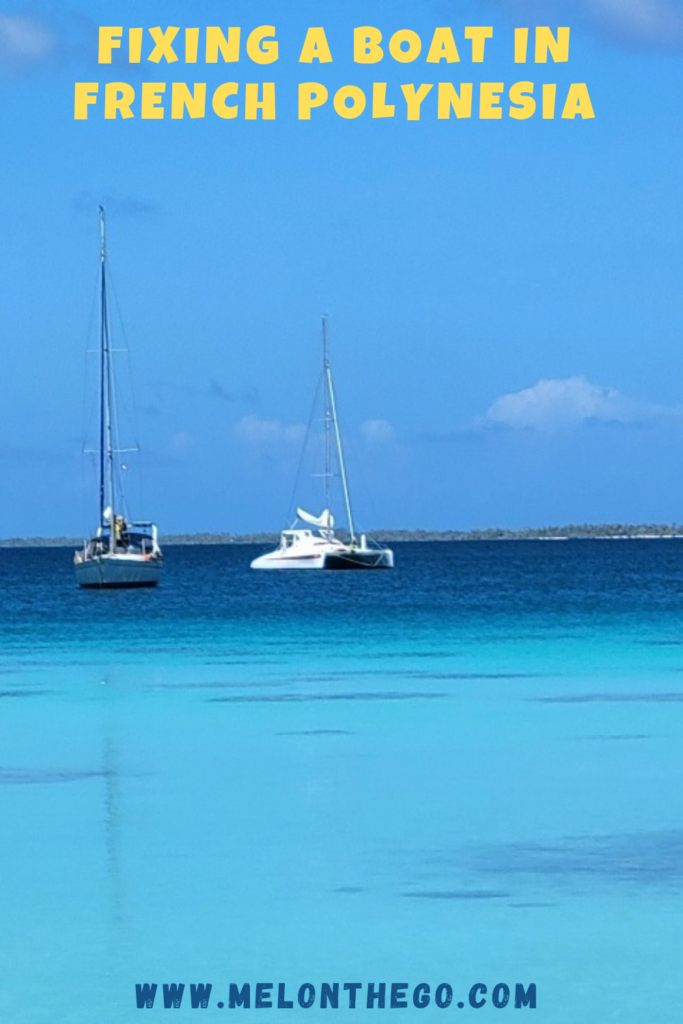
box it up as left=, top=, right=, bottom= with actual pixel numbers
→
left=74, top=554, right=161, bottom=589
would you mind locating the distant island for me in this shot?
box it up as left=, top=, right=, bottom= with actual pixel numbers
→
left=2, top=524, right=683, bottom=548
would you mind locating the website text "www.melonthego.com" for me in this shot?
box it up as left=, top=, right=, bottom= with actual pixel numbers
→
left=134, top=981, right=537, bottom=1010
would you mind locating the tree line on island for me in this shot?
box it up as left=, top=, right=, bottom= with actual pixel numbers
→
left=2, top=524, right=683, bottom=547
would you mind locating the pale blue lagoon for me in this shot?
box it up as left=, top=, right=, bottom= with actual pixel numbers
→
left=2, top=541, right=683, bottom=1022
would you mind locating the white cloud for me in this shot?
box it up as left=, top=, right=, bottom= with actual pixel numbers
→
left=0, top=15, right=56, bottom=70
left=360, top=419, right=394, bottom=444
left=590, top=0, right=683, bottom=45
left=236, top=414, right=305, bottom=445
left=484, top=376, right=663, bottom=431
left=492, top=0, right=683, bottom=48
left=169, top=431, right=194, bottom=453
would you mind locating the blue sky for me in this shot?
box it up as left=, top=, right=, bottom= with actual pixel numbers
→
left=1, top=0, right=682, bottom=536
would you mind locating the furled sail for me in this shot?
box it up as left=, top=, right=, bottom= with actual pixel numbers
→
left=296, top=507, right=335, bottom=530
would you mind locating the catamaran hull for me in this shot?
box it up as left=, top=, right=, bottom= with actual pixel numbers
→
left=323, top=548, right=394, bottom=570
left=75, top=556, right=161, bottom=588
left=250, top=548, right=393, bottom=570
left=250, top=553, right=327, bottom=570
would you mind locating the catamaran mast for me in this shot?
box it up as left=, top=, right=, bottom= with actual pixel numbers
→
left=99, top=207, right=116, bottom=551
left=322, top=314, right=332, bottom=519
left=322, top=315, right=355, bottom=542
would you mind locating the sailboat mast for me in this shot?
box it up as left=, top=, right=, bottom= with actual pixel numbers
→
left=99, top=207, right=116, bottom=550
left=99, top=211, right=106, bottom=528
left=322, top=315, right=355, bottom=542
left=322, top=314, right=332, bottom=518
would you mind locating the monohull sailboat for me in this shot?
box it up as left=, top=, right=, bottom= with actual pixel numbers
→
left=251, top=316, right=393, bottom=571
left=74, top=208, right=162, bottom=588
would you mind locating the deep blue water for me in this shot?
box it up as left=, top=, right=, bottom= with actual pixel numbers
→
left=2, top=541, right=683, bottom=1022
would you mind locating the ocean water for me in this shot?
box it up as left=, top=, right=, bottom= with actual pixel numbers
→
left=1, top=540, right=683, bottom=1022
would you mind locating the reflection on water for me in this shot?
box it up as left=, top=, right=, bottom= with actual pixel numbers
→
left=0, top=767, right=114, bottom=784
left=206, top=690, right=447, bottom=704
left=474, top=831, right=683, bottom=890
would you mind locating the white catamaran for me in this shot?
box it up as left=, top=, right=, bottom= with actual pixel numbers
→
left=74, top=208, right=162, bottom=589
left=251, top=316, right=393, bottom=571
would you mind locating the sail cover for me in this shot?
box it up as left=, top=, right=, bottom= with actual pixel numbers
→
left=297, top=507, right=334, bottom=530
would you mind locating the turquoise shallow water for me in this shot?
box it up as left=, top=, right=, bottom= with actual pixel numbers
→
left=2, top=541, right=683, bottom=1022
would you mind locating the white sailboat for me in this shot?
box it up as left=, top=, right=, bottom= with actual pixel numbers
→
left=74, top=208, right=162, bottom=589
left=251, top=316, right=393, bottom=571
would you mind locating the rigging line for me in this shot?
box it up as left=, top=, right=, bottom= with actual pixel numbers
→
left=107, top=248, right=147, bottom=518
left=100, top=214, right=108, bottom=526
left=108, top=339, right=131, bottom=520
left=341, top=422, right=382, bottom=544
left=81, top=262, right=101, bottom=449
left=326, top=365, right=355, bottom=541
left=285, top=369, right=324, bottom=526
left=321, top=315, right=355, bottom=539
left=80, top=450, right=88, bottom=543
left=107, top=263, right=142, bottom=451
left=322, top=314, right=332, bottom=516
left=81, top=258, right=102, bottom=533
